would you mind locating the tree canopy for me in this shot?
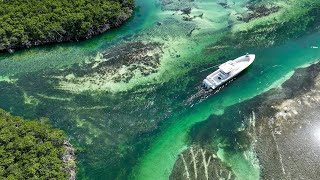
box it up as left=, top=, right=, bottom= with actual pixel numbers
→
left=0, top=109, right=70, bottom=179
left=0, top=0, right=134, bottom=51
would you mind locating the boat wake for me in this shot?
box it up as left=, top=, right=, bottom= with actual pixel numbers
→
left=185, top=78, right=236, bottom=106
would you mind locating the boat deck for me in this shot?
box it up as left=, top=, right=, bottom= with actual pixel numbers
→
left=208, top=72, right=227, bottom=84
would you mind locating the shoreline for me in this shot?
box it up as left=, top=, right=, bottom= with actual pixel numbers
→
left=0, top=109, right=77, bottom=179
left=0, top=6, right=134, bottom=53
left=63, top=141, right=77, bottom=180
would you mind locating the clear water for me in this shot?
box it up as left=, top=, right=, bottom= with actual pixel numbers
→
left=132, top=32, right=320, bottom=180
left=0, top=0, right=320, bottom=179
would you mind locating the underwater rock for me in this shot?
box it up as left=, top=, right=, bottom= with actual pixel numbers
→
left=243, top=4, right=280, bottom=22
left=194, top=13, right=203, bottom=19
left=217, top=2, right=229, bottom=8
left=181, top=7, right=192, bottom=15
left=182, top=16, right=193, bottom=21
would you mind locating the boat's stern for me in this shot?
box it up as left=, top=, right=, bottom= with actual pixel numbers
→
left=202, top=79, right=215, bottom=90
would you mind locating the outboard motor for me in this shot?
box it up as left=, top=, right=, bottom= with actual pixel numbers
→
left=202, top=79, right=212, bottom=90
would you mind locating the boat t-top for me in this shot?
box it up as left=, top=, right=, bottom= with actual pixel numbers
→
left=202, top=54, right=255, bottom=90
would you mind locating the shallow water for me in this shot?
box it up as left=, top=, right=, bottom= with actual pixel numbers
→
left=1, top=0, right=320, bottom=179
left=133, top=32, right=320, bottom=179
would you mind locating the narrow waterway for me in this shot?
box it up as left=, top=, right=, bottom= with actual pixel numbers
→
left=0, top=0, right=320, bottom=179
left=133, top=32, right=320, bottom=179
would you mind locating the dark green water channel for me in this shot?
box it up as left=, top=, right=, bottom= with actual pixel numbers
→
left=1, top=0, right=320, bottom=179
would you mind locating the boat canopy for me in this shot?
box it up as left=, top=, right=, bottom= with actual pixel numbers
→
left=219, top=61, right=234, bottom=73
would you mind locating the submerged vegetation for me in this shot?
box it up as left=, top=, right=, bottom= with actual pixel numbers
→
left=0, top=109, right=74, bottom=179
left=0, top=0, right=134, bottom=52
left=208, top=0, right=320, bottom=50
left=2, top=0, right=320, bottom=179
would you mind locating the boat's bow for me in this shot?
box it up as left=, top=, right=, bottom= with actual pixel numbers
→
left=247, top=54, right=255, bottom=64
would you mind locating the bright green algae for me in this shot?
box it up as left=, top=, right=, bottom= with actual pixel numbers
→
left=1, top=0, right=320, bottom=179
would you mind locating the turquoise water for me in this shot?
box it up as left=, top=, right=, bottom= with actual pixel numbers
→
left=0, top=0, right=320, bottom=179
left=133, top=32, right=320, bottom=179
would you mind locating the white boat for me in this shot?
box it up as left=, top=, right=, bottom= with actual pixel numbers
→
left=202, top=54, right=255, bottom=90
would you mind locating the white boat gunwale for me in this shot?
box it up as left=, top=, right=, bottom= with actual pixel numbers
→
left=202, top=54, right=255, bottom=90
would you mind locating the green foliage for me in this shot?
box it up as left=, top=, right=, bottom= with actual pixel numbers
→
left=0, top=0, right=134, bottom=50
left=0, top=109, right=69, bottom=179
